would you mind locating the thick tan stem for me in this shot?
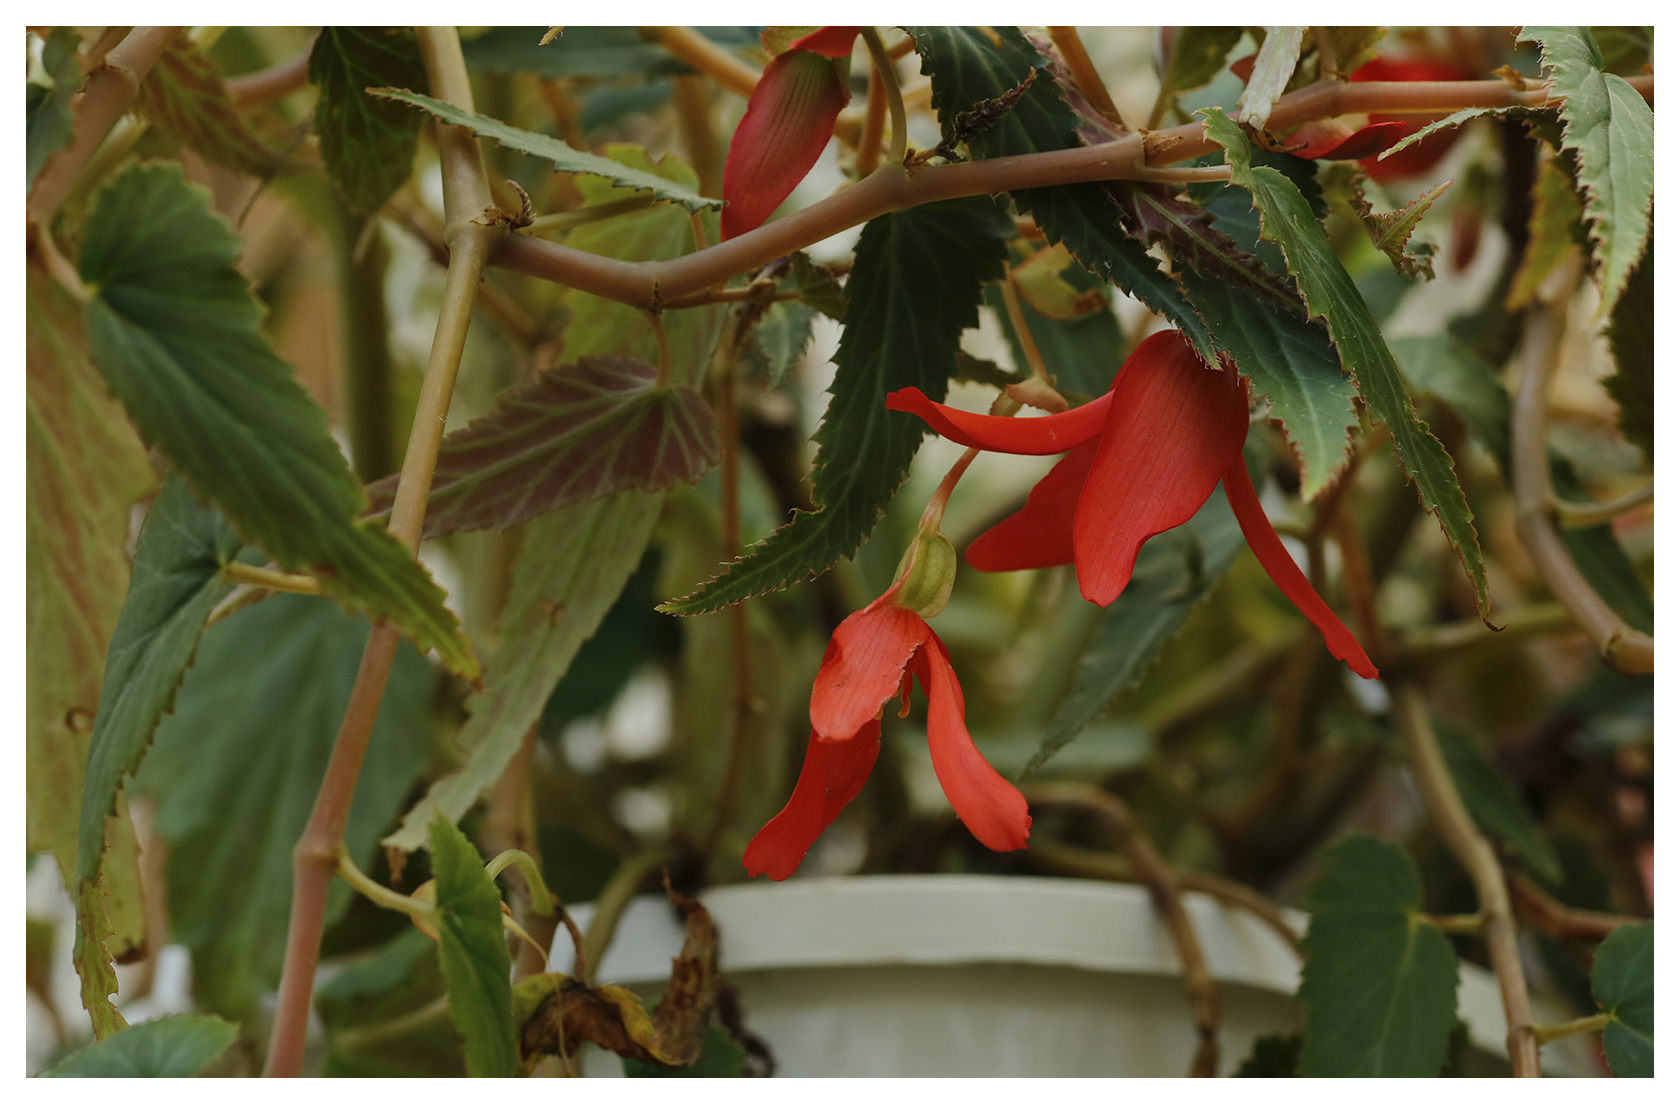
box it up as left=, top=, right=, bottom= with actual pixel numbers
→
left=1393, top=683, right=1541, bottom=1077
left=226, top=38, right=316, bottom=106
left=1508, top=872, right=1641, bottom=942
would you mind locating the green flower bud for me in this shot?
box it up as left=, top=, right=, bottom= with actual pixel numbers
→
left=891, top=531, right=957, bottom=618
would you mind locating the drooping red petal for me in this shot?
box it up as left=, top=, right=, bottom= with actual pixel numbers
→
left=1073, top=331, right=1250, bottom=606
left=1221, top=460, right=1379, bottom=679
left=886, top=388, right=1112, bottom=455
left=787, top=26, right=863, bottom=58
left=721, top=50, right=849, bottom=240
left=810, top=603, right=931, bottom=740
left=1352, top=56, right=1479, bottom=182
left=1290, top=119, right=1408, bottom=161
left=912, top=636, right=1030, bottom=852
left=743, top=721, right=882, bottom=880
left=965, top=438, right=1099, bottom=571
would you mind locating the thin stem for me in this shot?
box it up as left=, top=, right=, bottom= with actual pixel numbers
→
left=336, top=849, right=428, bottom=918
left=523, top=195, right=659, bottom=235
left=1508, top=871, right=1640, bottom=942
left=645, top=26, right=759, bottom=97
left=1554, top=480, right=1652, bottom=530
left=1047, top=27, right=1127, bottom=129
left=855, top=65, right=887, bottom=176
left=1532, top=1014, right=1611, bottom=1046
left=998, top=278, right=1050, bottom=381
left=27, top=26, right=180, bottom=227
left=672, top=74, right=721, bottom=198
left=80, top=26, right=132, bottom=72
left=222, top=561, right=323, bottom=595
left=664, top=287, right=802, bottom=308
left=1511, top=258, right=1654, bottom=674
left=1425, top=912, right=1488, bottom=936
left=333, top=995, right=451, bottom=1050
left=861, top=28, right=907, bottom=164
left=919, top=393, right=1019, bottom=534
left=263, top=26, right=497, bottom=1078
left=648, top=311, right=672, bottom=389
left=484, top=850, right=556, bottom=919
left=226, top=37, right=316, bottom=106
left=1393, top=682, right=1541, bottom=1077
left=1399, top=603, right=1572, bottom=659
left=1027, top=784, right=1222, bottom=1077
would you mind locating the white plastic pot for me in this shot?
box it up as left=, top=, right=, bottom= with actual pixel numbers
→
left=552, top=874, right=1598, bottom=1077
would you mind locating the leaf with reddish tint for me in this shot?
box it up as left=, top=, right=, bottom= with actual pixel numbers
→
left=136, top=31, right=286, bottom=176
left=721, top=49, right=849, bottom=239
left=365, top=356, right=717, bottom=539
left=309, top=28, right=428, bottom=216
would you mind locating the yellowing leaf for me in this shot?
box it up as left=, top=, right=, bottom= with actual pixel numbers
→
left=136, top=31, right=286, bottom=175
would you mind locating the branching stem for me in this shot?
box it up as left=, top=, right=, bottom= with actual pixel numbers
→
left=1532, top=1014, right=1610, bottom=1046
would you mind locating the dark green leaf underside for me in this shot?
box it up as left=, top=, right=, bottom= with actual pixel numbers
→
left=309, top=28, right=428, bottom=216
left=430, top=815, right=518, bottom=1077
left=39, top=1015, right=238, bottom=1077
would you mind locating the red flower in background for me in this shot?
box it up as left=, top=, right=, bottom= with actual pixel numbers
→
left=887, top=330, right=1378, bottom=680
left=720, top=27, right=862, bottom=240
left=744, top=545, right=1031, bottom=881
left=1283, top=55, right=1479, bottom=179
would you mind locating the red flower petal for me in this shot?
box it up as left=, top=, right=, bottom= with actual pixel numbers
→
left=743, top=721, right=882, bottom=880
left=1073, top=332, right=1250, bottom=606
left=1291, top=119, right=1409, bottom=161
left=787, top=26, right=863, bottom=58
left=965, top=438, right=1099, bottom=571
left=1352, top=56, right=1480, bottom=182
left=1221, top=460, right=1379, bottom=679
left=912, top=636, right=1030, bottom=852
left=721, top=50, right=849, bottom=240
left=885, top=387, right=1112, bottom=455
left=809, top=602, right=931, bottom=739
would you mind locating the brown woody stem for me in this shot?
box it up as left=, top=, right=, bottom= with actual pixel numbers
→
left=1508, top=871, right=1641, bottom=942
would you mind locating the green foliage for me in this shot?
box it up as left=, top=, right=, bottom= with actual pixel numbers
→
left=374, top=88, right=720, bottom=212
left=78, top=162, right=476, bottom=678
left=38, top=1015, right=238, bottom=1077
left=462, top=26, right=754, bottom=80
left=429, top=815, right=517, bottom=1078
left=1351, top=178, right=1452, bottom=280
left=541, top=546, right=680, bottom=733
left=1520, top=27, right=1654, bottom=317
left=1375, top=107, right=1523, bottom=165
left=136, top=31, right=285, bottom=176
left=1157, top=27, right=1245, bottom=98
left=663, top=196, right=1013, bottom=614
left=308, top=28, right=428, bottom=216
left=27, top=28, right=81, bottom=186
left=984, top=277, right=1125, bottom=401
left=137, top=595, right=434, bottom=1019
left=1592, top=921, right=1653, bottom=1077
left=747, top=301, right=818, bottom=390
left=364, top=355, right=718, bottom=537
left=1296, top=836, right=1461, bottom=1076
left=1021, top=490, right=1246, bottom=778
left=1603, top=246, right=1652, bottom=460
left=1505, top=155, right=1585, bottom=312
left=385, top=492, right=665, bottom=851
left=1433, top=724, right=1563, bottom=884
left=1231, top=1032, right=1301, bottom=1076
left=1204, top=106, right=1489, bottom=618
left=1590, top=27, right=1653, bottom=75
left=316, top=928, right=464, bottom=1076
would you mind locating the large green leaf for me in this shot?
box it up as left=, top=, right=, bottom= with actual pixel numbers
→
left=1435, top=724, right=1563, bottom=885
left=1296, top=835, right=1460, bottom=1076
left=664, top=195, right=1013, bottom=614
left=1520, top=27, right=1653, bottom=318
left=429, top=815, right=517, bottom=1078
left=1592, top=921, right=1653, bottom=1077
left=78, top=162, right=475, bottom=678
left=385, top=491, right=664, bottom=850
left=1021, top=488, right=1247, bottom=778
left=364, top=355, right=717, bottom=538
left=308, top=28, right=428, bottom=216
left=373, top=88, right=719, bottom=212
left=27, top=27, right=81, bottom=186
left=1203, top=107, right=1489, bottom=617
left=38, top=1015, right=238, bottom=1077
left=135, top=31, right=285, bottom=176
left=135, top=595, right=434, bottom=1019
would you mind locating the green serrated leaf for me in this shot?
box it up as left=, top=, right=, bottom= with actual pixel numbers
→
left=39, top=1014, right=238, bottom=1077
left=1602, top=245, right=1651, bottom=460
left=1351, top=178, right=1453, bottom=280
left=750, top=300, right=818, bottom=389
left=1297, top=835, right=1461, bottom=1076
left=1520, top=27, right=1653, bottom=318
left=27, top=28, right=82, bottom=186
left=663, top=195, right=1013, bottom=615
left=308, top=28, right=428, bottom=217
left=373, top=88, right=720, bottom=212
left=365, top=356, right=718, bottom=538
left=70, top=877, right=127, bottom=1039
left=386, top=491, right=664, bottom=851
left=1592, top=920, right=1653, bottom=1077
left=788, top=250, right=847, bottom=320
left=1204, top=106, right=1489, bottom=617
left=1505, top=154, right=1586, bottom=311
left=135, top=595, right=433, bottom=1019
left=1376, top=106, right=1525, bottom=164
left=1021, top=489, right=1246, bottom=778
left=1160, top=27, right=1245, bottom=96
left=1389, top=335, right=1512, bottom=463
left=78, top=162, right=475, bottom=679
left=1435, top=724, right=1563, bottom=885
left=136, top=31, right=286, bottom=176
left=429, top=815, right=517, bottom=1078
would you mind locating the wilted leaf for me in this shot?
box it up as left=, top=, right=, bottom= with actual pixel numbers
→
left=38, top=1015, right=238, bottom=1077
left=1592, top=920, right=1653, bottom=1077
left=1011, top=242, right=1109, bottom=320
left=1296, top=835, right=1460, bottom=1076
left=372, top=88, right=720, bottom=212
left=1349, top=177, right=1453, bottom=280
left=27, top=28, right=81, bottom=186
left=429, top=815, right=517, bottom=1078
left=136, top=595, right=434, bottom=1019
left=365, top=355, right=717, bottom=538
left=78, top=162, right=475, bottom=679
left=136, top=31, right=286, bottom=176
left=309, top=28, right=428, bottom=216
left=1520, top=27, right=1653, bottom=318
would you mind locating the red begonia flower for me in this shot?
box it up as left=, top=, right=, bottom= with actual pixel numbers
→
left=1288, top=118, right=1410, bottom=161
left=720, top=27, right=863, bottom=240
left=889, top=330, right=1378, bottom=679
left=744, top=587, right=1031, bottom=880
